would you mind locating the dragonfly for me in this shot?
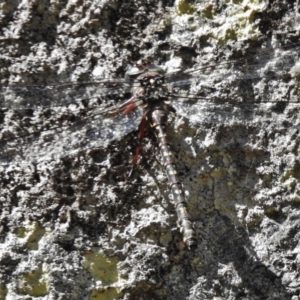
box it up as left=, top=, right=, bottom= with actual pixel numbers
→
left=1, top=41, right=300, bottom=249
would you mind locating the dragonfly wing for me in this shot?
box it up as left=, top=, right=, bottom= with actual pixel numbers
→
left=0, top=108, right=142, bottom=165
left=0, top=79, right=133, bottom=109
left=171, top=97, right=291, bottom=126
left=166, top=43, right=300, bottom=89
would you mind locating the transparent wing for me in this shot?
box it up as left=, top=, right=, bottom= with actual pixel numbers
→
left=171, top=95, right=300, bottom=127
left=165, top=43, right=300, bottom=124
left=3, top=43, right=300, bottom=110
left=1, top=93, right=299, bottom=166
left=166, top=42, right=300, bottom=90
left=173, top=99, right=269, bottom=125
left=0, top=107, right=142, bottom=165
left=0, top=79, right=142, bottom=109
left=2, top=42, right=300, bottom=165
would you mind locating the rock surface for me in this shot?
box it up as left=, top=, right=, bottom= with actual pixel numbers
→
left=0, top=0, right=300, bottom=299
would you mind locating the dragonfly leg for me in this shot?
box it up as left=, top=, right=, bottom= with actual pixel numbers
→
left=132, top=115, right=147, bottom=165
left=105, top=96, right=143, bottom=115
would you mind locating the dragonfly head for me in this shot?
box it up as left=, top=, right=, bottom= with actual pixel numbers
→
left=125, top=59, right=165, bottom=80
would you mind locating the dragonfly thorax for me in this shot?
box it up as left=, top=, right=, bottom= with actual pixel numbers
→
left=126, top=60, right=169, bottom=102
left=135, top=73, right=169, bottom=102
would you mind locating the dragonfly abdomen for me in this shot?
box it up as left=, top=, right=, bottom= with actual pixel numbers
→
left=149, top=109, right=197, bottom=250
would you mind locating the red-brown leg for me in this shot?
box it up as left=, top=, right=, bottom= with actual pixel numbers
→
left=132, top=116, right=147, bottom=164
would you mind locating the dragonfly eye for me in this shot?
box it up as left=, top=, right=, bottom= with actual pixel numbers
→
left=136, top=59, right=151, bottom=68
left=126, top=60, right=165, bottom=80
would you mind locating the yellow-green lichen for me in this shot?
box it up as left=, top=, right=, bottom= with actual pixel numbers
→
left=210, top=168, right=227, bottom=179
left=281, top=162, right=300, bottom=182
left=14, top=220, right=46, bottom=250
left=281, top=164, right=300, bottom=202
left=19, top=264, right=49, bottom=297
left=159, top=230, right=172, bottom=246
left=0, top=282, right=7, bottom=300
left=175, top=0, right=197, bottom=15
left=84, top=249, right=119, bottom=285
left=201, top=4, right=215, bottom=19
left=89, top=287, right=122, bottom=300
left=84, top=249, right=123, bottom=300
left=195, top=0, right=267, bottom=43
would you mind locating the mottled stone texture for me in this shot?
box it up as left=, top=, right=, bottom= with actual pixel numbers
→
left=0, top=0, right=300, bottom=299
